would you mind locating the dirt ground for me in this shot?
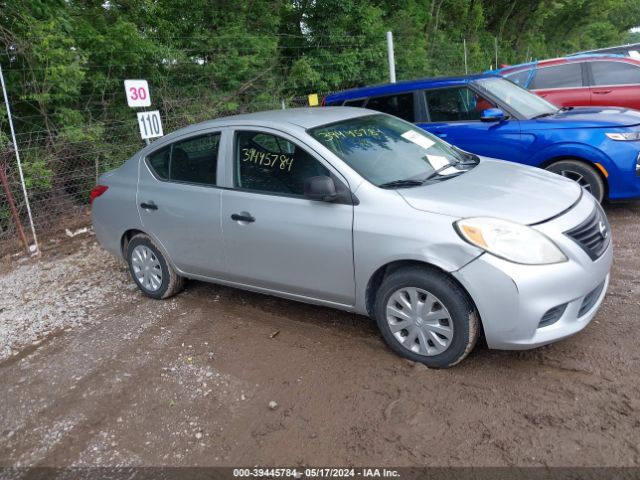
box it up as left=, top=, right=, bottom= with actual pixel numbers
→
left=0, top=203, right=639, bottom=469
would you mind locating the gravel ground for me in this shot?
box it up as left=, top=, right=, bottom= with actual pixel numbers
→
left=0, top=203, right=638, bottom=469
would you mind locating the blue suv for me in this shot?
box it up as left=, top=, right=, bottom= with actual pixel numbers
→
left=324, top=74, right=640, bottom=202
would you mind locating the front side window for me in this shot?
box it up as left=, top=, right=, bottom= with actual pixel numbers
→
left=591, top=61, right=640, bottom=85
left=309, top=114, right=471, bottom=187
left=146, top=132, right=220, bottom=185
left=235, top=131, right=330, bottom=196
left=424, top=87, right=496, bottom=122
left=364, top=93, right=415, bottom=122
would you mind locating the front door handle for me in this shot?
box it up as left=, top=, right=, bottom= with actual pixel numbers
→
left=593, top=90, right=612, bottom=95
left=140, top=202, right=158, bottom=210
left=231, top=213, right=255, bottom=223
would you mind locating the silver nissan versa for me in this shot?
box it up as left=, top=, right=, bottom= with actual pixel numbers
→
left=91, top=107, right=612, bottom=368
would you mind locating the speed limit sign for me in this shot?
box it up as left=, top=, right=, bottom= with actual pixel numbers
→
left=124, top=79, right=151, bottom=107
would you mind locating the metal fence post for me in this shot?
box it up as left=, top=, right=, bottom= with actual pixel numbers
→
left=0, top=62, right=39, bottom=255
left=386, top=31, right=396, bottom=83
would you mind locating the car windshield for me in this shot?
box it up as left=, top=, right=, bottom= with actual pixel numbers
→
left=474, top=77, right=558, bottom=119
left=308, top=114, right=473, bottom=187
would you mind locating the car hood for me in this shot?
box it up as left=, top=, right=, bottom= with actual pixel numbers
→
left=397, top=159, right=582, bottom=225
left=528, top=106, right=640, bottom=129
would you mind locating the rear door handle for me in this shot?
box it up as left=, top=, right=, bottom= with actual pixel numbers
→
left=231, top=213, right=255, bottom=223
left=593, top=90, right=612, bottom=94
left=140, top=202, right=158, bottom=210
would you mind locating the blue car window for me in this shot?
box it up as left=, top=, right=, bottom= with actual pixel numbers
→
left=424, top=87, right=495, bottom=122
left=364, top=93, right=414, bottom=122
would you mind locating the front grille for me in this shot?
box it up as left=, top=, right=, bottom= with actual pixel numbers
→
left=565, top=207, right=611, bottom=260
left=539, top=303, right=567, bottom=328
left=578, top=280, right=606, bottom=317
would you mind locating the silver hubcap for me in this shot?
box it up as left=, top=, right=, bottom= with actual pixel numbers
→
left=385, top=287, right=454, bottom=357
left=131, top=245, right=163, bottom=291
left=559, top=170, right=592, bottom=193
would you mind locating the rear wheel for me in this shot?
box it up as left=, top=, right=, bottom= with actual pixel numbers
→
left=373, top=267, right=479, bottom=368
left=545, top=160, right=605, bottom=203
left=126, top=234, right=184, bottom=299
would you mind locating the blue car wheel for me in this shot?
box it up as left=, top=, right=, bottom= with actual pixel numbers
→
left=545, top=160, right=605, bottom=203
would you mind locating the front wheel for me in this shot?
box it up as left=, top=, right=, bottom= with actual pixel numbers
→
left=373, top=267, right=479, bottom=368
left=545, top=160, right=605, bottom=203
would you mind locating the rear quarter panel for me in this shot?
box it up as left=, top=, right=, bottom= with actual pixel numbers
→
left=92, top=155, right=143, bottom=259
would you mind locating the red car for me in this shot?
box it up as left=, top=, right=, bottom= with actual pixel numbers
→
left=495, top=55, right=640, bottom=110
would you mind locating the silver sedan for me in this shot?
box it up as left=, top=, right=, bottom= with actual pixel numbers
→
left=91, top=108, right=612, bottom=368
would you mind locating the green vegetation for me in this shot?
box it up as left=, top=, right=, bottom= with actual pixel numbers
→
left=0, top=0, right=638, bottom=237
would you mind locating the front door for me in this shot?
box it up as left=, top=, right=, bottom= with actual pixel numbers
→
left=417, top=86, right=522, bottom=162
left=220, top=128, right=355, bottom=306
left=136, top=131, right=224, bottom=277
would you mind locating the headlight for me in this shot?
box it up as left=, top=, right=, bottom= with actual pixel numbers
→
left=605, top=132, right=640, bottom=141
left=455, top=217, right=567, bottom=265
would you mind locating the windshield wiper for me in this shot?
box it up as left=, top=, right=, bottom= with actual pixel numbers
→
left=378, top=179, right=424, bottom=189
left=421, top=163, right=464, bottom=183
left=531, top=111, right=555, bottom=119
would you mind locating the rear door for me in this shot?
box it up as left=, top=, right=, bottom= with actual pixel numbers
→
left=529, top=62, right=590, bottom=106
left=219, top=128, right=355, bottom=306
left=587, top=60, right=640, bottom=110
left=417, top=86, right=523, bottom=162
left=136, top=130, right=225, bottom=277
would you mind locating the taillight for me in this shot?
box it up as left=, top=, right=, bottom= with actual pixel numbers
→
left=89, top=185, right=108, bottom=205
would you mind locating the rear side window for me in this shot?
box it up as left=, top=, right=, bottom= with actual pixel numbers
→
left=424, top=87, right=496, bottom=122
left=365, top=93, right=415, bottom=122
left=591, top=61, right=640, bottom=85
left=504, top=69, right=532, bottom=87
left=146, top=132, right=220, bottom=186
left=530, top=63, right=583, bottom=89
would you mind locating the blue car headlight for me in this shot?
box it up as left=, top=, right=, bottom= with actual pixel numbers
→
left=606, top=132, right=640, bottom=141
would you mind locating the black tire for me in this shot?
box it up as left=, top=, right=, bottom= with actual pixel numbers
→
left=545, top=160, right=605, bottom=203
left=373, top=267, right=479, bottom=368
left=126, top=234, right=184, bottom=299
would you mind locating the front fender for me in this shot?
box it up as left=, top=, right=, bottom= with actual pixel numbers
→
left=529, top=142, right=617, bottom=177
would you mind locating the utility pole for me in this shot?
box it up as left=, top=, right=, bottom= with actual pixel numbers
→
left=0, top=62, right=38, bottom=255
left=386, top=31, right=396, bottom=83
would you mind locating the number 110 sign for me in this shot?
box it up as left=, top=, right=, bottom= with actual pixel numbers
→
left=137, top=111, right=164, bottom=140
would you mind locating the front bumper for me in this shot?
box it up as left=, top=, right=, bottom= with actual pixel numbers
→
left=452, top=194, right=613, bottom=350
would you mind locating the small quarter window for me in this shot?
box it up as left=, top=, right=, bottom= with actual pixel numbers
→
left=504, top=69, right=532, bottom=87
left=147, top=146, right=170, bottom=180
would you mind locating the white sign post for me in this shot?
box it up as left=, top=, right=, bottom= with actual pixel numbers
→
left=137, top=110, right=164, bottom=139
left=124, top=79, right=151, bottom=107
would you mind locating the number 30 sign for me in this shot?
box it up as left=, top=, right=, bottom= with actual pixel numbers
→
left=124, top=79, right=151, bottom=107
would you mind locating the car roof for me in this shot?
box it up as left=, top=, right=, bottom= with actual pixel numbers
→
left=324, top=73, right=498, bottom=102
left=157, top=107, right=372, bottom=143
left=495, top=54, right=640, bottom=74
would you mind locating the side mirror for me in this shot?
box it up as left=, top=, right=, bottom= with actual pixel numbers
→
left=304, top=175, right=337, bottom=202
left=480, top=108, right=506, bottom=122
